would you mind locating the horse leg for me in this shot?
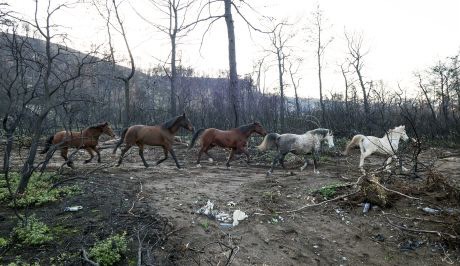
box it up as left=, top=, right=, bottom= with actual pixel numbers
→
left=205, top=145, right=215, bottom=163
left=225, top=148, right=236, bottom=169
left=93, top=147, right=101, bottom=163
left=61, top=147, right=74, bottom=168
left=84, top=147, right=94, bottom=164
left=116, top=145, right=132, bottom=167
left=300, top=156, right=308, bottom=171
left=279, top=153, right=286, bottom=169
left=359, top=152, right=369, bottom=174
left=241, top=147, right=251, bottom=164
left=156, top=147, right=168, bottom=165
left=168, top=148, right=181, bottom=169
left=267, top=153, right=282, bottom=176
left=196, top=146, right=205, bottom=167
left=312, top=151, right=320, bottom=174
left=138, top=144, right=149, bottom=168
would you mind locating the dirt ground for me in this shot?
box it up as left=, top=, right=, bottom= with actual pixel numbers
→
left=1, top=141, right=459, bottom=265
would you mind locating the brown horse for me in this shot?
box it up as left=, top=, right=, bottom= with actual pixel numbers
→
left=189, top=122, right=267, bottom=168
left=113, top=113, right=194, bottom=168
left=40, top=122, right=115, bottom=167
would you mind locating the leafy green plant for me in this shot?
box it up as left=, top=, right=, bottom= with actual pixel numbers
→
left=89, top=233, right=128, bottom=266
left=13, top=215, right=53, bottom=245
left=200, top=220, right=209, bottom=230
left=317, top=184, right=340, bottom=199
left=0, top=172, right=80, bottom=208
left=0, top=237, right=8, bottom=248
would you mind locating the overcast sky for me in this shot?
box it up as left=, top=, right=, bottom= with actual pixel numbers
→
left=6, top=0, right=460, bottom=98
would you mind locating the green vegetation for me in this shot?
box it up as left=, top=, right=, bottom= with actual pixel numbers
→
left=13, top=215, right=53, bottom=245
left=0, top=172, right=80, bottom=208
left=317, top=184, right=341, bottom=199
left=0, top=236, right=8, bottom=248
left=89, top=233, right=128, bottom=266
left=200, top=220, right=209, bottom=230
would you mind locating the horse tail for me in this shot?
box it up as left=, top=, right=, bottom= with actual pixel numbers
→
left=342, top=134, right=365, bottom=156
left=189, top=128, right=205, bottom=150
left=113, top=127, right=128, bottom=154
left=40, top=135, right=54, bottom=154
left=257, top=133, right=280, bottom=152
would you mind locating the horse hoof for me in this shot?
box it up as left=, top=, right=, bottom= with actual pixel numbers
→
left=314, top=170, right=320, bottom=174
left=266, top=171, right=272, bottom=177
left=196, top=164, right=202, bottom=168
left=226, top=166, right=231, bottom=170
left=300, top=167, right=305, bottom=172
left=144, top=164, right=150, bottom=168
left=208, top=158, right=214, bottom=163
left=83, top=160, right=90, bottom=164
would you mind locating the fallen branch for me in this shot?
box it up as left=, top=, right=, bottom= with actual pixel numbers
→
left=81, top=248, right=99, bottom=266
left=128, top=180, right=144, bottom=217
left=367, top=179, right=420, bottom=200
left=386, top=217, right=457, bottom=240
left=382, top=212, right=452, bottom=225
left=281, top=191, right=359, bottom=213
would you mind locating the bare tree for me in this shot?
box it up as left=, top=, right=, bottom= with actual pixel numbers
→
left=310, top=5, right=332, bottom=123
left=132, top=0, right=205, bottom=116
left=265, top=21, right=295, bottom=132
left=3, top=1, right=101, bottom=193
left=288, top=59, right=302, bottom=117
left=345, top=31, right=370, bottom=119
left=93, top=0, right=136, bottom=127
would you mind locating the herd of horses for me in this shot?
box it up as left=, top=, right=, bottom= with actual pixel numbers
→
left=40, top=113, right=410, bottom=175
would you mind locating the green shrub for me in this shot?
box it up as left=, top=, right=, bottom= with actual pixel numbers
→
left=317, top=184, right=340, bottom=199
left=0, top=237, right=8, bottom=248
left=0, top=172, right=80, bottom=208
left=13, top=215, right=53, bottom=245
left=89, top=233, right=128, bottom=266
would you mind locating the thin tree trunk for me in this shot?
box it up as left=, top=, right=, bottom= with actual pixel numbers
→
left=277, top=50, right=285, bottom=132
left=224, top=0, right=239, bottom=127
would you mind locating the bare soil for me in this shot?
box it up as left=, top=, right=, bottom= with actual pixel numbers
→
left=1, top=142, right=459, bottom=265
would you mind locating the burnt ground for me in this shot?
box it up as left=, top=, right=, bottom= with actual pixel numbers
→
left=1, top=141, right=459, bottom=265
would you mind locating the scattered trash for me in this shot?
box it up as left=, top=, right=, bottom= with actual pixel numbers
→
left=196, top=200, right=247, bottom=226
left=313, top=245, right=319, bottom=249
left=373, top=234, right=385, bottom=242
left=215, top=212, right=232, bottom=223
left=196, top=200, right=215, bottom=218
left=219, top=223, right=233, bottom=229
left=399, top=239, right=424, bottom=251
left=232, top=210, right=248, bottom=226
left=363, top=202, right=371, bottom=213
left=64, top=206, right=83, bottom=212
left=421, top=207, right=440, bottom=215
left=227, top=201, right=236, bottom=207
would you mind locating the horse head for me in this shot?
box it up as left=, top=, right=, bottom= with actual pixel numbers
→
left=392, top=125, right=409, bottom=141
left=324, top=129, right=335, bottom=148
left=252, top=122, right=267, bottom=136
left=101, top=122, right=116, bottom=138
left=178, top=113, right=194, bottom=132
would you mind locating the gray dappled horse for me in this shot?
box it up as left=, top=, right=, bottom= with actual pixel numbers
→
left=257, top=128, right=335, bottom=176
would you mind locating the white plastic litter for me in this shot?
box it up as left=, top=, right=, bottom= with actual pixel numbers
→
left=196, top=200, right=214, bottom=216
left=232, top=210, right=248, bottom=226
left=64, top=206, right=83, bottom=212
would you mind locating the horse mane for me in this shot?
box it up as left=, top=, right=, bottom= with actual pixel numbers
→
left=162, top=116, right=182, bottom=129
left=88, top=123, right=107, bottom=130
left=308, top=128, right=330, bottom=138
left=237, top=123, right=256, bottom=134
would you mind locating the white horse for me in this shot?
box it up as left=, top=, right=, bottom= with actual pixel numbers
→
left=343, top=125, right=409, bottom=171
left=257, top=128, right=335, bottom=176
